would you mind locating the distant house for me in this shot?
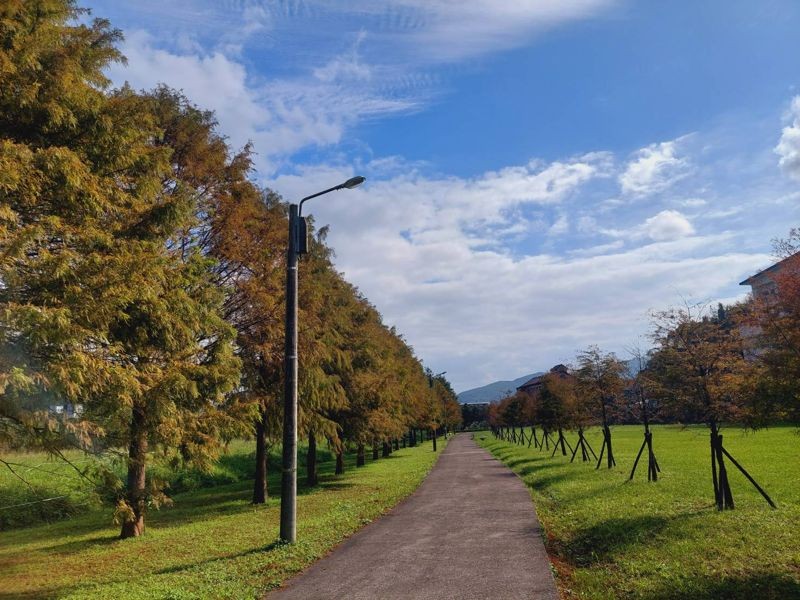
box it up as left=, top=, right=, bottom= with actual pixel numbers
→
left=739, top=252, right=800, bottom=302
left=49, top=403, right=83, bottom=418
left=738, top=252, right=799, bottom=357
left=516, top=364, right=570, bottom=395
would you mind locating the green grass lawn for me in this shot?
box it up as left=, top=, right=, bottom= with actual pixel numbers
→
left=0, top=437, right=445, bottom=599
left=477, top=424, right=800, bottom=600
left=0, top=440, right=264, bottom=530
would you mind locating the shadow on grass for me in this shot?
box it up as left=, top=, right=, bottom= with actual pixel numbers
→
left=506, top=456, right=560, bottom=471
left=9, top=444, right=412, bottom=544
left=559, top=515, right=672, bottom=566
left=154, top=540, right=285, bottom=575
left=0, top=589, right=67, bottom=600
left=644, top=573, right=800, bottom=600
left=21, top=455, right=359, bottom=553
left=523, top=473, right=571, bottom=492
left=30, top=533, right=122, bottom=556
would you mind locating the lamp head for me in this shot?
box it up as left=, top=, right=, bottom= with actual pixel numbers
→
left=342, top=175, right=366, bottom=189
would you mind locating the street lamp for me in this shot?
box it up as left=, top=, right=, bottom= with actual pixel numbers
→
left=280, top=175, right=365, bottom=544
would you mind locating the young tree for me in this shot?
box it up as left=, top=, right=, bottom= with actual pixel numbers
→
left=535, top=372, right=577, bottom=457
left=520, top=391, right=542, bottom=449
left=648, top=305, right=775, bottom=510
left=575, top=347, right=626, bottom=470
left=627, top=346, right=661, bottom=482
left=488, top=400, right=504, bottom=438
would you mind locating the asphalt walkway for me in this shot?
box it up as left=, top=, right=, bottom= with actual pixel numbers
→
left=267, top=432, right=559, bottom=600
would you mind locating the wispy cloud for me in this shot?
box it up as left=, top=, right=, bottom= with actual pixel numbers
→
left=357, top=0, right=618, bottom=63
left=100, top=0, right=620, bottom=175
left=110, top=0, right=617, bottom=65
left=108, top=30, right=424, bottom=174
left=619, top=137, right=692, bottom=196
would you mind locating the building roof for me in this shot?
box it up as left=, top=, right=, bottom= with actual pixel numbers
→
left=740, top=252, right=800, bottom=286
left=516, top=364, right=569, bottom=392
left=516, top=374, right=544, bottom=392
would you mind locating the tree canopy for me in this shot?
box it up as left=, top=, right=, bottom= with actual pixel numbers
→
left=0, top=0, right=451, bottom=536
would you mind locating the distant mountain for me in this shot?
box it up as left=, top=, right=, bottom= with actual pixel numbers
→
left=457, top=373, right=544, bottom=405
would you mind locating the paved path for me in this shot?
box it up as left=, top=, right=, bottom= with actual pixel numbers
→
left=268, top=433, right=559, bottom=600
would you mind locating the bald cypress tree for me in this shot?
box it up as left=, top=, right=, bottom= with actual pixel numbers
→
left=0, top=1, right=241, bottom=537
left=575, top=347, right=626, bottom=470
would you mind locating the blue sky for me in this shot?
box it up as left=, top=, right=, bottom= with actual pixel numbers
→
left=91, top=0, right=800, bottom=391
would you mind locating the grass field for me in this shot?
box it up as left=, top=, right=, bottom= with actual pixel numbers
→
left=0, top=440, right=265, bottom=530
left=0, top=437, right=444, bottom=599
left=477, top=424, right=800, bottom=600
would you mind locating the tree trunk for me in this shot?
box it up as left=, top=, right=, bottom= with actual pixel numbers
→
left=252, top=410, right=268, bottom=504
left=372, top=441, right=379, bottom=460
left=605, top=425, right=615, bottom=468
left=596, top=400, right=616, bottom=469
left=710, top=422, right=734, bottom=510
left=432, top=429, right=437, bottom=451
left=596, top=422, right=616, bottom=469
left=335, top=450, right=344, bottom=475
left=382, top=440, right=390, bottom=457
left=356, top=443, right=365, bottom=467
left=393, top=438, right=399, bottom=451
left=307, top=430, right=318, bottom=486
left=120, top=404, right=148, bottom=538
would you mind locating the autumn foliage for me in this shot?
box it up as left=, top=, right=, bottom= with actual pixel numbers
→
left=0, top=0, right=456, bottom=537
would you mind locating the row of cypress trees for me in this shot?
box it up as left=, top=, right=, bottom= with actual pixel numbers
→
left=0, top=1, right=460, bottom=538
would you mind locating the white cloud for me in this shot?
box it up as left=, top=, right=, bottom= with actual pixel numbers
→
left=269, top=154, right=608, bottom=239
left=568, top=240, right=625, bottom=256
left=640, top=210, right=695, bottom=241
left=268, top=163, right=769, bottom=390
left=619, top=137, right=691, bottom=196
left=775, top=95, right=800, bottom=180
left=108, top=31, right=421, bottom=174
left=677, top=197, right=707, bottom=208
left=573, top=209, right=694, bottom=242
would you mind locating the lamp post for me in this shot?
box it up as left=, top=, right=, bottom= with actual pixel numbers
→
left=280, top=175, right=365, bottom=544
